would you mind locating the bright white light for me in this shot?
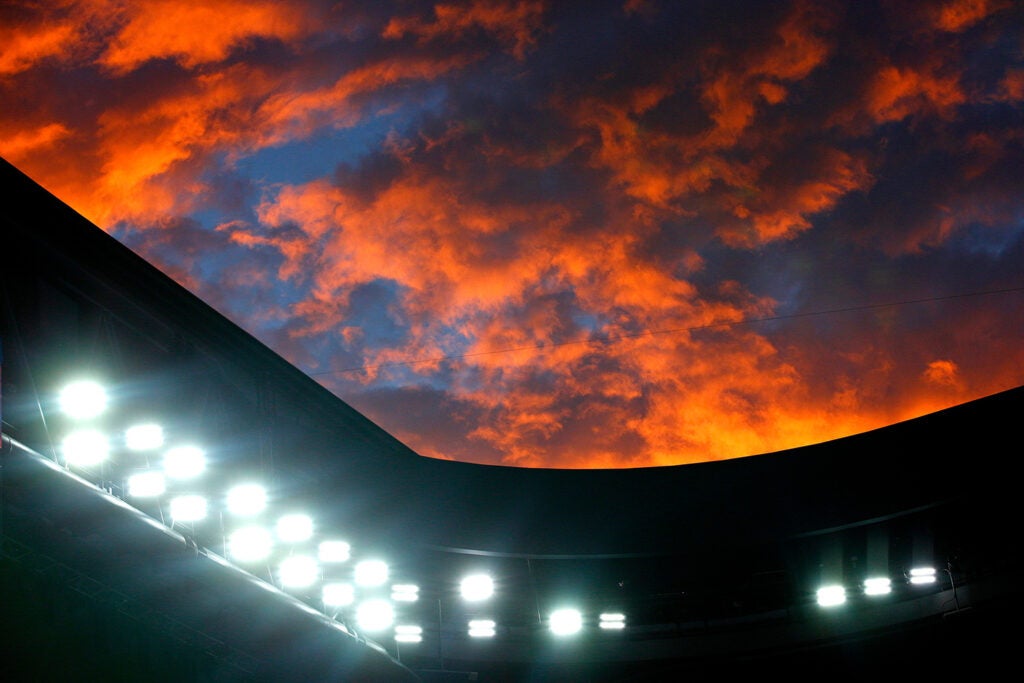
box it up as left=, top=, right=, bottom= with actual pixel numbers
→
left=909, top=566, right=937, bottom=585
left=391, top=584, right=419, bottom=602
left=318, top=540, right=351, bottom=563
left=394, top=625, right=422, bottom=643
left=322, top=582, right=355, bottom=607
left=279, top=555, right=320, bottom=588
left=226, top=483, right=267, bottom=516
left=468, top=619, right=496, bottom=638
left=354, top=559, right=389, bottom=587
left=228, top=526, right=273, bottom=563
left=125, top=423, right=163, bottom=451
left=59, top=380, right=107, bottom=419
left=127, top=471, right=166, bottom=498
left=549, top=608, right=583, bottom=636
left=599, top=612, right=626, bottom=630
left=169, top=494, right=208, bottom=522
left=356, top=599, right=394, bottom=632
left=817, top=584, right=846, bottom=607
left=276, top=513, right=314, bottom=543
left=864, top=577, right=892, bottom=596
left=62, top=429, right=109, bottom=467
left=460, top=573, right=494, bottom=601
left=163, top=445, right=205, bottom=479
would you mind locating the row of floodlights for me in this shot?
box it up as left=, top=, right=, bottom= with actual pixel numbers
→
left=55, top=382, right=398, bottom=595
left=371, top=609, right=628, bottom=644
left=322, top=576, right=626, bottom=640
left=462, top=610, right=626, bottom=638
left=816, top=567, right=938, bottom=607
left=58, top=383, right=590, bottom=638
left=60, top=381, right=942, bottom=644
left=59, top=381, right=197, bottom=471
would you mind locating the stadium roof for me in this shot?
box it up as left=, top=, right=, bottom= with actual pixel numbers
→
left=2, top=155, right=1021, bottom=680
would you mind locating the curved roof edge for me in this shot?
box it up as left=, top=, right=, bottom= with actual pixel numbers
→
left=3, top=155, right=1018, bottom=558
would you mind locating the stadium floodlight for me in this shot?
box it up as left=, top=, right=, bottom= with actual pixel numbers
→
left=322, top=582, right=355, bottom=607
left=468, top=619, right=496, bottom=638
left=864, top=577, right=892, bottom=596
left=394, top=625, right=422, bottom=643
left=279, top=555, right=320, bottom=588
left=549, top=608, right=583, bottom=636
left=816, top=584, right=846, bottom=607
left=909, top=566, right=937, bottom=585
left=163, top=445, right=205, bottom=479
left=125, top=423, right=164, bottom=451
left=225, top=483, right=267, bottom=516
left=59, top=380, right=107, bottom=420
left=354, top=559, right=389, bottom=587
left=276, top=513, right=314, bottom=543
left=460, top=573, right=494, bottom=601
left=169, top=494, right=208, bottom=522
left=391, top=584, right=419, bottom=602
left=318, top=540, right=351, bottom=563
left=127, top=471, right=166, bottom=498
left=61, top=429, right=110, bottom=467
left=599, top=612, right=626, bottom=630
left=228, top=526, right=273, bottom=563
left=356, top=599, right=394, bottom=632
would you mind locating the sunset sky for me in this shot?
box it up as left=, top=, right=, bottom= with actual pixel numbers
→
left=2, top=0, right=1022, bottom=468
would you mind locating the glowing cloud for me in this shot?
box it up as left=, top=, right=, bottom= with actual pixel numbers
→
left=2, top=0, right=1022, bottom=467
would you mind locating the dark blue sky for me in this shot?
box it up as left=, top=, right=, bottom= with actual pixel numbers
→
left=3, top=0, right=1022, bottom=467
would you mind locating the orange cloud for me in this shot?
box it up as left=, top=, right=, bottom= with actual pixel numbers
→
left=931, top=0, right=1011, bottom=32
left=865, top=64, right=966, bottom=123
left=383, top=0, right=547, bottom=60
left=3, top=0, right=1022, bottom=469
left=699, top=1, right=834, bottom=148
left=722, top=148, right=873, bottom=247
left=0, top=123, right=70, bottom=160
left=248, top=162, right=846, bottom=467
left=923, top=359, right=963, bottom=387
left=98, top=0, right=316, bottom=73
left=0, top=21, right=76, bottom=75
left=253, top=53, right=475, bottom=148
left=997, top=68, right=1024, bottom=102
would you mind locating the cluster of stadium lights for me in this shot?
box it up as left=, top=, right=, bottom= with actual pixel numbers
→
left=56, top=378, right=949, bottom=647
left=54, top=378, right=631, bottom=644
left=815, top=566, right=939, bottom=607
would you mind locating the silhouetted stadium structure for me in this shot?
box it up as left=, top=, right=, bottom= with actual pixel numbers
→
left=2, top=156, right=1021, bottom=681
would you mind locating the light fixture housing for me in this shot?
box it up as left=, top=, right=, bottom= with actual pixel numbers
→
left=59, top=380, right=107, bottom=419
left=468, top=619, right=496, bottom=638
left=169, top=494, right=208, bottom=522
left=394, top=625, right=422, bottom=643
left=228, top=526, right=274, bottom=563
left=61, top=429, right=110, bottom=467
left=599, top=612, right=626, bottom=629
left=127, top=471, right=166, bottom=498
left=909, top=566, right=937, bottom=585
left=354, top=559, right=389, bottom=587
left=322, top=582, right=355, bottom=607
left=275, top=513, right=314, bottom=543
left=391, top=584, right=419, bottom=602
left=460, top=573, right=494, bottom=601
left=125, top=423, right=164, bottom=451
left=225, top=483, right=267, bottom=516
left=279, top=555, right=320, bottom=588
left=318, top=540, right=351, bottom=563
left=163, top=445, right=206, bottom=479
left=816, top=584, right=846, bottom=607
left=549, top=608, right=583, bottom=636
left=356, top=599, right=394, bottom=632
